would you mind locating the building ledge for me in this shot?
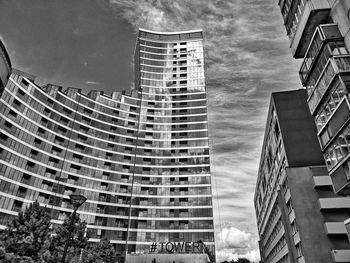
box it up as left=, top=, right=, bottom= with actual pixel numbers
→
left=325, top=222, right=347, bottom=235
left=290, top=0, right=331, bottom=58
left=319, top=197, right=350, bottom=210
left=313, top=175, right=332, bottom=188
left=332, top=250, right=350, bottom=262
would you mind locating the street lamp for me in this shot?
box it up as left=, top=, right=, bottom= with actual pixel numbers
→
left=61, top=194, right=87, bottom=263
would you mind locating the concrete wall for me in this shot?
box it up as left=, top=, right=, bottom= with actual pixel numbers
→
left=330, top=0, right=350, bottom=54
left=272, top=90, right=325, bottom=167
left=286, top=166, right=350, bottom=263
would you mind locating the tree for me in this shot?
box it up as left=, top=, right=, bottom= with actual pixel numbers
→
left=221, top=259, right=251, bottom=263
left=41, top=213, right=90, bottom=263
left=81, top=238, right=115, bottom=263
left=0, top=200, right=51, bottom=261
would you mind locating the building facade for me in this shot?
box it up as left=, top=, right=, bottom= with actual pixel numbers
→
left=254, top=90, right=350, bottom=263
left=0, top=28, right=215, bottom=259
left=278, top=0, right=350, bottom=194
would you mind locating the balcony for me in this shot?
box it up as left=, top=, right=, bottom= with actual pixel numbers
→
left=324, top=222, right=346, bottom=235
left=299, top=24, right=343, bottom=84
left=318, top=98, right=350, bottom=149
left=308, top=55, right=350, bottom=114
left=329, top=159, right=350, bottom=195
left=313, top=175, right=332, bottom=187
left=331, top=250, right=350, bottom=262
left=319, top=197, right=350, bottom=209
left=285, top=0, right=331, bottom=58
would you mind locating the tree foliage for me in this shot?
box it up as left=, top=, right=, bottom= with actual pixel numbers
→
left=41, top=213, right=90, bottom=263
left=81, top=238, right=115, bottom=263
left=221, top=258, right=251, bottom=263
left=0, top=200, right=51, bottom=261
left=0, top=200, right=115, bottom=263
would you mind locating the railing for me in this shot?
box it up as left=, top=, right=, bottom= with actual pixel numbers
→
left=299, top=24, right=342, bottom=84
left=308, top=55, right=350, bottom=114
left=284, top=0, right=307, bottom=40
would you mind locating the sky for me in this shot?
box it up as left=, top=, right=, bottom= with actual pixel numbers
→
left=0, top=0, right=302, bottom=261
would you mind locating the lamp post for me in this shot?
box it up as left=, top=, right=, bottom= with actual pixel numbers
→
left=61, top=194, right=87, bottom=263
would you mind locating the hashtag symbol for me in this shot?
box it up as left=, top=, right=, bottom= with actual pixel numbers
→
left=150, top=242, right=157, bottom=252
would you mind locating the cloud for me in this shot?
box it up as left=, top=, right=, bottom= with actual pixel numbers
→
left=217, top=249, right=261, bottom=263
left=86, top=80, right=100, bottom=85
left=218, top=227, right=251, bottom=249
left=109, top=0, right=300, bottom=258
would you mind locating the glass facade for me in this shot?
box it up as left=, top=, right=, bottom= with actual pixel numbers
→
left=129, top=29, right=214, bottom=254
left=0, top=29, right=214, bottom=258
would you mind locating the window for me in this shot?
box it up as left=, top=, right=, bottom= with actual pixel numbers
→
left=49, top=157, right=59, bottom=163
left=34, top=138, right=42, bottom=144
left=30, top=149, right=38, bottom=156
left=63, top=107, right=72, bottom=115
left=9, top=109, right=17, bottom=117
left=78, top=134, right=87, bottom=141
left=4, top=121, right=12, bottom=129
left=44, top=169, right=55, bottom=176
left=81, top=116, right=91, bottom=123
left=80, top=125, right=89, bottom=131
left=125, top=147, right=132, bottom=152
left=75, top=143, right=85, bottom=150
left=37, top=127, right=45, bottom=134
left=296, top=243, right=303, bottom=257
left=21, top=78, right=29, bottom=86
left=61, top=116, right=69, bottom=123
left=26, top=161, right=35, bottom=167
left=58, top=126, right=67, bottom=133
left=13, top=99, right=21, bottom=106
left=84, top=108, right=93, bottom=114
left=73, top=153, right=83, bottom=160
left=70, top=164, right=81, bottom=170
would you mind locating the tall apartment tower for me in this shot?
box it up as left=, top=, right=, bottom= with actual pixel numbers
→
left=0, top=28, right=214, bottom=260
left=277, top=0, right=350, bottom=194
left=254, top=89, right=350, bottom=263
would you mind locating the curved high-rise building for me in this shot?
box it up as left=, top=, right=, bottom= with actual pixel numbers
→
left=0, top=28, right=215, bottom=260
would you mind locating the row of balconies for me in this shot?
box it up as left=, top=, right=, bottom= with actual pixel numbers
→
left=293, top=18, right=350, bottom=195
left=279, top=0, right=331, bottom=58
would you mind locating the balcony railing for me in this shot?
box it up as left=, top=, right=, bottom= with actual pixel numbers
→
left=299, top=24, right=342, bottom=84
left=283, top=0, right=307, bottom=40
left=308, top=55, right=350, bottom=114
left=282, top=0, right=331, bottom=58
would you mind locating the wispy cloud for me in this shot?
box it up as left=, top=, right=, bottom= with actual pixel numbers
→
left=109, top=0, right=300, bottom=259
left=86, top=80, right=100, bottom=85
